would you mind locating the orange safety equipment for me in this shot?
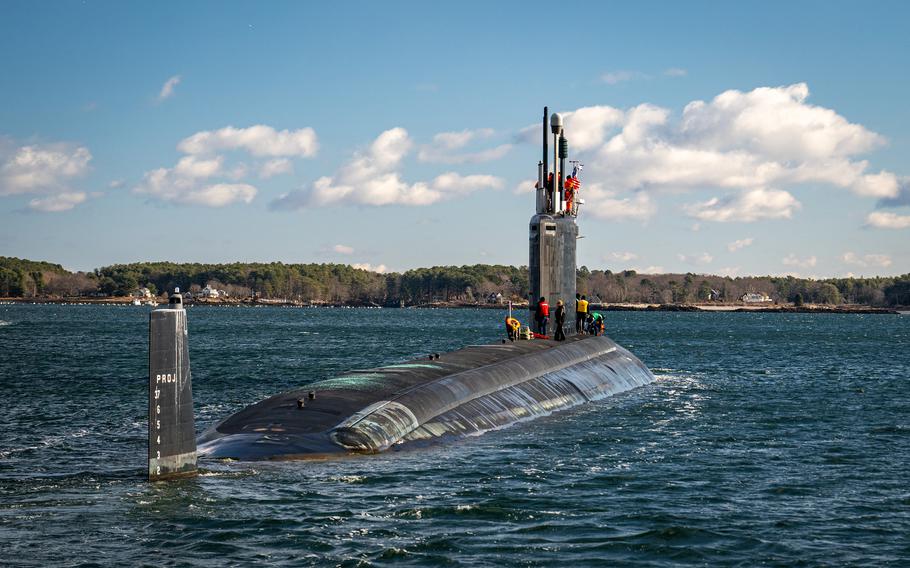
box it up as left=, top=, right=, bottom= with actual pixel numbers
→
left=505, top=317, right=521, bottom=331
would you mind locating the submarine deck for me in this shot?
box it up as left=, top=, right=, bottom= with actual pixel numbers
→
left=198, top=334, right=654, bottom=459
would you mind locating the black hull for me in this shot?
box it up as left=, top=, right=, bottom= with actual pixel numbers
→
left=197, top=335, right=655, bottom=461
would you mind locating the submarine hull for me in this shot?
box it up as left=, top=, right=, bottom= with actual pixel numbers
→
left=197, top=335, right=654, bottom=461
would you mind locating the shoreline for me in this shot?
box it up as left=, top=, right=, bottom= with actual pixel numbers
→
left=0, top=297, right=901, bottom=314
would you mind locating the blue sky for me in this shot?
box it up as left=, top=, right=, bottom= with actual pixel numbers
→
left=1, top=1, right=908, bottom=277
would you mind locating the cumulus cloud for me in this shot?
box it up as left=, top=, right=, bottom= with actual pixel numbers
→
left=582, top=183, right=655, bottom=221
left=133, top=163, right=256, bottom=207
left=525, top=83, right=900, bottom=223
left=606, top=251, right=638, bottom=262
left=352, top=263, right=388, bottom=274
left=158, top=75, right=181, bottom=101
left=28, top=192, right=88, bottom=212
left=866, top=211, right=910, bottom=229
left=134, top=156, right=256, bottom=207
left=876, top=178, right=910, bottom=208
left=0, top=144, right=91, bottom=196
left=135, top=124, right=317, bottom=207
left=684, top=188, right=800, bottom=222
left=716, top=267, right=740, bottom=277
left=630, top=265, right=665, bottom=274
left=259, top=158, right=293, bottom=178
left=842, top=251, right=892, bottom=268
left=178, top=125, right=318, bottom=157
left=333, top=244, right=355, bottom=255
left=0, top=141, right=93, bottom=212
left=727, top=237, right=754, bottom=252
left=782, top=254, right=817, bottom=268
left=418, top=128, right=511, bottom=164
left=677, top=252, right=714, bottom=265
left=271, top=127, right=503, bottom=210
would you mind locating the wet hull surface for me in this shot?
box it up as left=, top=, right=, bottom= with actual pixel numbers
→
left=198, top=335, right=655, bottom=460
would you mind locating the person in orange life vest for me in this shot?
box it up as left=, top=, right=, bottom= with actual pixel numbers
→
left=536, top=296, right=550, bottom=336
left=564, top=175, right=578, bottom=214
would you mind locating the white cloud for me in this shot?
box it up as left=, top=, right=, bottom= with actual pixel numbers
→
left=842, top=252, right=892, bottom=267
left=135, top=124, right=317, bottom=207
left=513, top=179, right=538, bottom=195
left=178, top=184, right=256, bottom=207
left=133, top=164, right=256, bottom=207
left=0, top=144, right=91, bottom=196
left=174, top=155, right=223, bottom=179
left=158, top=75, right=181, bottom=101
left=727, top=237, right=754, bottom=252
left=583, top=183, right=655, bottom=221
left=351, top=263, right=388, bottom=274
left=877, top=178, right=910, bottom=207
left=0, top=142, right=93, bottom=212
left=607, top=251, right=638, bottom=262
left=526, top=84, right=900, bottom=223
left=178, top=125, right=318, bottom=157
left=418, top=128, right=512, bottom=164
left=717, top=266, right=740, bottom=277
left=866, top=211, right=910, bottom=229
left=677, top=252, right=714, bottom=265
left=684, top=188, right=800, bottom=222
left=664, top=68, right=688, bottom=77
left=601, top=70, right=647, bottom=85
left=562, top=107, right=625, bottom=152
left=630, top=265, right=665, bottom=274
left=271, top=128, right=503, bottom=210
left=333, top=244, right=355, bottom=255
left=782, top=253, right=817, bottom=268
left=259, top=158, right=293, bottom=178
left=28, top=192, right=88, bottom=212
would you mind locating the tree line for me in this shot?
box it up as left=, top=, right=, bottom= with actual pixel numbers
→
left=1, top=256, right=908, bottom=307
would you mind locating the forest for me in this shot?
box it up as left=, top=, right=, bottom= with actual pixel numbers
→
left=1, top=256, right=908, bottom=307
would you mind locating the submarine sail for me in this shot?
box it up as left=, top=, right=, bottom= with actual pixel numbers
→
left=146, top=107, right=656, bottom=472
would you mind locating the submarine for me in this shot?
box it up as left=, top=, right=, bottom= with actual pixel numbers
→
left=147, top=108, right=656, bottom=481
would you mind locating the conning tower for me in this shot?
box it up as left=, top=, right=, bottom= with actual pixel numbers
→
left=529, top=107, right=578, bottom=337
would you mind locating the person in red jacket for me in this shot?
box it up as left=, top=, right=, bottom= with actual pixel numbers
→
left=536, top=296, right=550, bottom=336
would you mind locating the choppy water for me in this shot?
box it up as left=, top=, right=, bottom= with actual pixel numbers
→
left=0, top=305, right=908, bottom=566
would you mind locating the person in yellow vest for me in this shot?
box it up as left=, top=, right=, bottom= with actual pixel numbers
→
left=505, top=316, right=521, bottom=341
left=575, top=294, right=589, bottom=332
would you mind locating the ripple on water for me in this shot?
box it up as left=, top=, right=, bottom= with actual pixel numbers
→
left=0, top=306, right=908, bottom=566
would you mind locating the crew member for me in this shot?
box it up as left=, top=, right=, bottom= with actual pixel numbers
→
left=536, top=296, right=550, bottom=336
left=576, top=294, right=589, bottom=332
left=505, top=316, right=521, bottom=341
left=554, top=300, right=566, bottom=341
left=564, top=175, right=578, bottom=215
left=591, top=311, right=605, bottom=336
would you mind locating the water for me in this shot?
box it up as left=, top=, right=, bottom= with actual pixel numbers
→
left=0, top=305, right=908, bottom=566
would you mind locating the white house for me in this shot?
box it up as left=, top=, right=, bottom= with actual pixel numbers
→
left=740, top=292, right=772, bottom=303
left=201, top=284, right=220, bottom=299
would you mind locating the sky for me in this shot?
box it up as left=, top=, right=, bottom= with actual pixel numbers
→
left=1, top=1, right=908, bottom=278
